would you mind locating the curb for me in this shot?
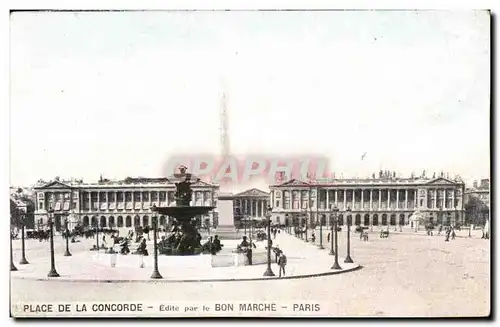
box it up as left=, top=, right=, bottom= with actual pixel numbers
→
left=11, top=264, right=362, bottom=284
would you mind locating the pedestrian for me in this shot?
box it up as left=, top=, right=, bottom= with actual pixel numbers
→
left=278, top=252, right=287, bottom=278
left=273, top=246, right=282, bottom=263
left=311, top=232, right=316, bottom=243
left=327, top=232, right=331, bottom=243
left=445, top=229, right=450, bottom=242
left=451, top=228, right=456, bottom=240
left=247, top=247, right=253, bottom=265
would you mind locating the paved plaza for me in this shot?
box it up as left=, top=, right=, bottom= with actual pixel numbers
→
left=10, top=228, right=490, bottom=317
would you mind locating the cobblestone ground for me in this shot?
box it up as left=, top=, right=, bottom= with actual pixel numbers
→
left=10, top=228, right=490, bottom=317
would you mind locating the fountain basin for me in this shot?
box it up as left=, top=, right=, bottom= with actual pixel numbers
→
left=157, top=206, right=215, bottom=220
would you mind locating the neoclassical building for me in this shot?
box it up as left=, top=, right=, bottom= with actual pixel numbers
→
left=33, top=177, right=219, bottom=231
left=269, top=176, right=466, bottom=227
left=218, top=188, right=271, bottom=227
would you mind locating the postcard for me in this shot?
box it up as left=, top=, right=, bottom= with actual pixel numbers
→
left=9, top=9, right=490, bottom=318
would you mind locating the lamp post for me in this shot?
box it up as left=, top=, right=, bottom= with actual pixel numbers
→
left=263, top=206, right=275, bottom=277
left=19, top=212, right=29, bottom=265
left=10, top=228, right=17, bottom=271
left=318, top=214, right=325, bottom=249
left=244, top=215, right=247, bottom=236
left=344, top=207, right=353, bottom=263
left=329, top=205, right=339, bottom=255
left=47, top=208, right=60, bottom=277
left=304, top=214, right=308, bottom=242
left=150, top=205, right=163, bottom=279
left=63, top=213, right=72, bottom=256
left=331, top=206, right=342, bottom=270
left=94, top=217, right=100, bottom=250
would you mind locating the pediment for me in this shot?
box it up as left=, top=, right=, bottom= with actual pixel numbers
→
left=235, top=188, right=270, bottom=197
left=425, top=178, right=458, bottom=186
left=191, top=180, right=216, bottom=187
left=277, top=179, right=311, bottom=187
left=36, top=181, right=72, bottom=189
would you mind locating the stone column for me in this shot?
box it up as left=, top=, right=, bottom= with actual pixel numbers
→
left=414, top=189, right=418, bottom=208
left=451, top=189, right=455, bottom=209
left=106, top=191, right=110, bottom=212
left=352, top=189, right=355, bottom=209
left=88, top=191, right=92, bottom=211
left=433, top=189, right=437, bottom=209
left=326, top=189, right=329, bottom=210
left=361, top=189, right=364, bottom=210
left=369, top=189, right=373, bottom=210
left=343, top=190, right=347, bottom=209
left=396, top=190, right=399, bottom=209
left=378, top=189, right=382, bottom=210
left=443, top=189, right=447, bottom=209
left=387, top=189, right=391, bottom=209
left=405, top=189, right=408, bottom=209
left=96, top=192, right=100, bottom=213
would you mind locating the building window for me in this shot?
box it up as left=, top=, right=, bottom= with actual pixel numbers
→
left=284, top=191, right=291, bottom=209
left=275, top=191, right=281, bottom=199
left=38, top=202, right=43, bottom=210
left=72, top=201, right=77, bottom=209
left=420, top=199, right=424, bottom=207
left=276, top=200, right=280, bottom=208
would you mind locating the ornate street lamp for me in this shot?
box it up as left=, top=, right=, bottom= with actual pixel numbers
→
left=344, top=207, right=353, bottom=264
left=329, top=205, right=339, bottom=255
left=150, top=204, right=163, bottom=279
left=244, top=214, right=247, bottom=236
left=19, top=211, right=29, bottom=265
left=331, top=206, right=342, bottom=270
left=94, top=217, right=100, bottom=250
left=318, top=214, right=324, bottom=250
left=263, top=206, right=275, bottom=277
left=63, top=213, right=72, bottom=257
left=10, top=229, right=17, bottom=271
left=303, top=215, right=308, bottom=242
left=47, top=207, right=60, bottom=277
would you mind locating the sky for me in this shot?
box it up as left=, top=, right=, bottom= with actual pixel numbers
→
left=9, top=10, right=490, bottom=189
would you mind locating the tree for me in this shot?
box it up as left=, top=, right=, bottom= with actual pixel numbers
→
left=465, top=196, right=488, bottom=226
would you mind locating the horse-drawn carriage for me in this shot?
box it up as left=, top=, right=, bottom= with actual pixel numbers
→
left=380, top=230, right=389, bottom=238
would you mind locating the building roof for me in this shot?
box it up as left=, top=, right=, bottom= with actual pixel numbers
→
left=271, top=177, right=464, bottom=188
left=34, top=178, right=219, bottom=190
left=233, top=188, right=270, bottom=197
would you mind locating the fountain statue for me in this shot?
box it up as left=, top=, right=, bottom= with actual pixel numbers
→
left=157, top=166, right=215, bottom=255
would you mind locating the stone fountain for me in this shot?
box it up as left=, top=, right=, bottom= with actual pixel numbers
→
left=156, top=166, right=215, bottom=255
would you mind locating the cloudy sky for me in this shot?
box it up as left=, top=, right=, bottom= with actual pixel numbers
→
left=10, top=10, right=490, bottom=188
